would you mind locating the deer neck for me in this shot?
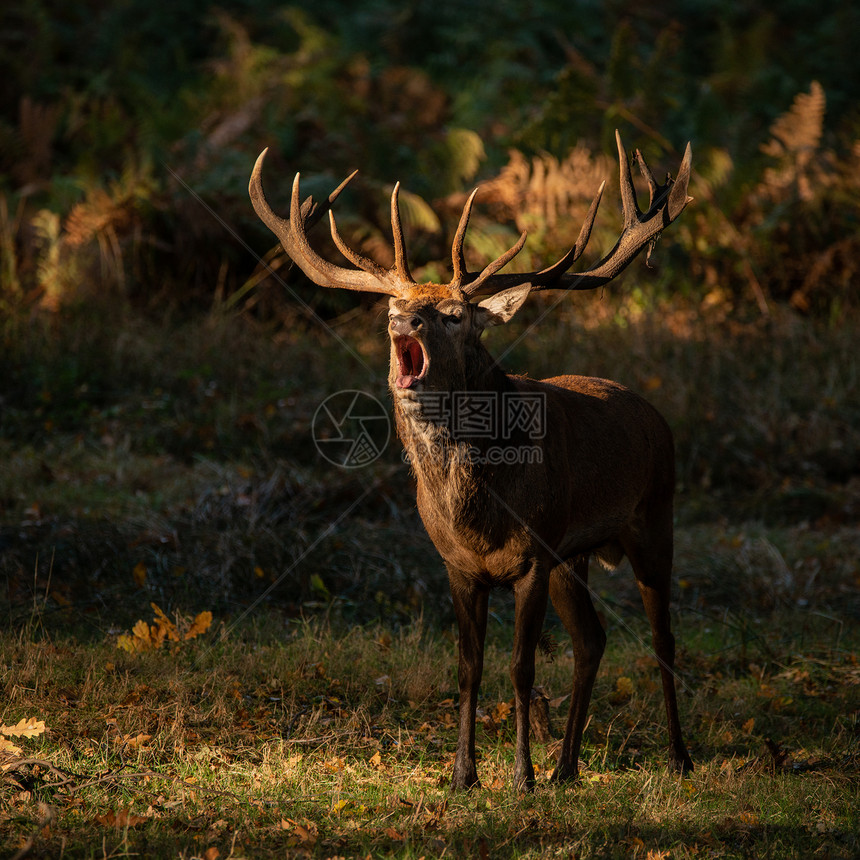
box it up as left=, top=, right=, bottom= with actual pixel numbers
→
left=391, top=347, right=515, bottom=475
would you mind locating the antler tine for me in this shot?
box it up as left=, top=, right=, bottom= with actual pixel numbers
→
left=634, top=150, right=660, bottom=210
left=667, top=141, right=693, bottom=221
left=248, top=150, right=400, bottom=295
left=329, top=210, right=388, bottom=277
left=390, top=182, right=416, bottom=285
left=288, top=172, right=340, bottom=283
left=451, top=188, right=478, bottom=287
left=616, top=129, right=641, bottom=229
left=300, top=169, right=359, bottom=227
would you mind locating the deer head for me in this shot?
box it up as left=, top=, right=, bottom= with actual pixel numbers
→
left=249, top=131, right=692, bottom=416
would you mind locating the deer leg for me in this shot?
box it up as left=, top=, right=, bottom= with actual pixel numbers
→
left=510, top=561, right=549, bottom=792
left=625, top=534, right=694, bottom=774
left=448, top=572, right=489, bottom=790
left=548, top=554, right=606, bottom=783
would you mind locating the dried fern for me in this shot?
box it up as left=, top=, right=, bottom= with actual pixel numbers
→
left=62, top=164, right=156, bottom=299
left=758, top=81, right=828, bottom=202
left=476, top=145, right=611, bottom=233
left=32, top=209, right=65, bottom=311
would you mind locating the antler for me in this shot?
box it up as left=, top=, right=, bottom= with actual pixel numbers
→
left=250, top=130, right=692, bottom=300
left=249, top=149, right=408, bottom=296
left=459, top=130, right=693, bottom=296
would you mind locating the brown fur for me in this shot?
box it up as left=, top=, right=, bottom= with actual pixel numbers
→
left=388, top=292, right=693, bottom=790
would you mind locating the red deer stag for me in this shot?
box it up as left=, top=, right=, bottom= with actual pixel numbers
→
left=249, top=131, right=694, bottom=790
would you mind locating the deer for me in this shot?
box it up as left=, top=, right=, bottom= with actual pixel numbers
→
left=249, top=130, right=695, bottom=791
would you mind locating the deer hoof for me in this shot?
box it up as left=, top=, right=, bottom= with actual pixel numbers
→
left=669, top=750, right=694, bottom=774
left=450, top=765, right=481, bottom=791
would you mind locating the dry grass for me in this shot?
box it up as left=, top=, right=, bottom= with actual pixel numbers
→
left=1, top=606, right=857, bottom=858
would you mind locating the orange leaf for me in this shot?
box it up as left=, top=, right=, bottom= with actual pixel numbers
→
left=115, top=732, right=151, bottom=750
left=184, top=611, right=213, bottom=640
left=131, top=619, right=152, bottom=647
left=96, top=807, right=148, bottom=828
left=116, top=808, right=149, bottom=827
left=492, top=701, right=512, bottom=722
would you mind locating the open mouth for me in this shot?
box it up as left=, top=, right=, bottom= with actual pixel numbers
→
left=394, top=336, right=427, bottom=390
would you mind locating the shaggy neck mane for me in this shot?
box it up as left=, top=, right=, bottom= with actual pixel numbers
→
left=393, top=356, right=514, bottom=482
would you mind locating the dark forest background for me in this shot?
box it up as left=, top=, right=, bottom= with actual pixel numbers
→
left=1, top=0, right=858, bottom=620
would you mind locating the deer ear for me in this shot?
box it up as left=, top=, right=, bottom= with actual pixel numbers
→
left=475, top=284, right=532, bottom=327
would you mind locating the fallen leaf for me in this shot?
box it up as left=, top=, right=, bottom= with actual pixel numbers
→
left=0, top=738, right=23, bottom=756
left=95, top=807, right=149, bottom=828
left=115, top=732, right=152, bottom=750
left=1, top=718, right=47, bottom=739
left=184, top=610, right=213, bottom=640
left=331, top=799, right=348, bottom=814
left=492, top=701, right=512, bottom=722
left=369, top=750, right=383, bottom=768
left=281, top=818, right=317, bottom=846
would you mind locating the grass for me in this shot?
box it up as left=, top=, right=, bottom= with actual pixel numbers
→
left=2, top=612, right=857, bottom=858
left=1, top=293, right=858, bottom=857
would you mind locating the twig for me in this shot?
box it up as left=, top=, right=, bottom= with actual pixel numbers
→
left=2, top=757, right=83, bottom=788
